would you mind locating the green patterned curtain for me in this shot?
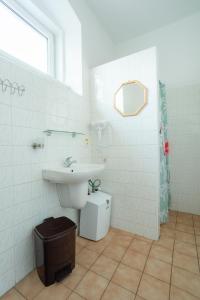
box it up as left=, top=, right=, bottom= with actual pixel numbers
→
left=159, top=81, right=171, bottom=224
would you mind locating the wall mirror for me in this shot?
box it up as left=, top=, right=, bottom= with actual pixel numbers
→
left=114, top=80, right=148, bottom=117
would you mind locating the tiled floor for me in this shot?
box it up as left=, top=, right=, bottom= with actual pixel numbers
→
left=2, top=210, right=200, bottom=300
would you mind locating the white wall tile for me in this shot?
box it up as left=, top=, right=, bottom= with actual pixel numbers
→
left=13, top=183, right=32, bottom=205
left=0, top=52, right=91, bottom=296
left=168, top=84, right=200, bottom=214
left=0, top=249, right=14, bottom=277
left=0, top=270, right=15, bottom=297
left=0, top=104, right=11, bottom=125
left=91, top=48, right=160, bottom=240
left=0, top=229, right=14, bottom=254
left=0, top=166, right=13, bottom=188
left=0, top=187, right=13, bottom=211
left=0, top=126, right=12, bottom=145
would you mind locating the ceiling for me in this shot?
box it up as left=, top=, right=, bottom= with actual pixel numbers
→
left=85, top=0, right=200, bottom=43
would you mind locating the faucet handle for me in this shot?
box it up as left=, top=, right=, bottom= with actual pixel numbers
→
left=65, top=156, right=72, bottom=162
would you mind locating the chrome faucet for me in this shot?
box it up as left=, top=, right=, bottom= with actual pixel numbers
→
left=64, top=156, right=77, bottom=168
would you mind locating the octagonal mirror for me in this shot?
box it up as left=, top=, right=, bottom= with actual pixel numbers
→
left=114, top=80, right=148, bottom=117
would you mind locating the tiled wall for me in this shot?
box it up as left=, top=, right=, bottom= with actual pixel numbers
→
left=90, top=48, right=160, bottom=240
left=167, top=83, right=200, bottom=214
left=0, top=56, right=91, bottom=296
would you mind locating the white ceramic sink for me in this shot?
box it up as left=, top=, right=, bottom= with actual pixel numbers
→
left=43, top=164, right=104, bottom=184
left=42, top=163, right=104, bottom=209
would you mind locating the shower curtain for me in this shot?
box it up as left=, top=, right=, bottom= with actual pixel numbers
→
left=159, top=81, right=171, bottom=223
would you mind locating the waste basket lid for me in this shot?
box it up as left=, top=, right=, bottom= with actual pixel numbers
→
left=34, top=217, right=77, bottom=240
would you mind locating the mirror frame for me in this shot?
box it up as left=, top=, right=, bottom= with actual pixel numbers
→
left=114, top=80, right=148, bottom=117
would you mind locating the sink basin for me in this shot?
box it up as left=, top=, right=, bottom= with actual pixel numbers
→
left=42, top=163, right=104, bottom=209
left=43, top=164, right=104, bottom=184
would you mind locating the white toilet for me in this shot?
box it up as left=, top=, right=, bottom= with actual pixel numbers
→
left=80, top=191, right=112, bottom=241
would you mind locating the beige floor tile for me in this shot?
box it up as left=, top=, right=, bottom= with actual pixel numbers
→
left=160, top=228, right=176, bottom=239
left=86, top=239, right=109, bottom=254
left=175, top=231, right=195, bottom=244
left=135, top=296, right=145, bottom=300
left=110, top=234, right=133, bottom=248
left=176, top=217, right=193, bottom=226
left=104, top=229, right=117, bottom=241
left=174, top=241, right=197, bottom=257
left=134, top=235, right=153, bottom=244
left=61, top=264, right=87, bottom=290
left=194, top=221, right=200, bottom=228
left=161, top=223, right=176, bottom=230
left=168, top=215, right=177, bottom=223
left=91, top=255, right=118, bottom=280
left=1, top=289, right=25, bottom=300
left=122, top=249, right=147, bottom=271
left=195, top=227, right=200, bottom=235
left=130, top=239, right=151, bottom=256
left=76, top=243, right=84, bottom=255
left=154, top=236, right=174, bottom=250
left=110, top=227, right=134, bottom=237
left=68, top=292, right=84, bottom=300
left=15, top=271, right=44, bottom=299
left=170, top=285, right=199, bottom=300
left=172, top=266, right=200, bottom=298
left=169, top=210, right=177, bottom=216
left=177, top=212, right=193, bottom=218
left=103, top=243, right=126, bottom=262
left=112, top=263, right=142, bottom=293
left=76, top=248, right=99, bottom=268
left=173, top=251, right=199, bottom=274
left=196, top=235, right=200, bottom=246
left=144, top=257, right=171, bottom=283
left=34, top=283, right=71, bottom=300
left=75, top=271, right=108, bottom=300
left=138, top=274, right=170, bottom=300
left=76, top=236, right=89, bottom=247
left=176, top=223, right=194, bottom=234
left=150, top=245, right=172, bottom=264
left=102, top=282, right=134, bottom=300
left=197, top=246, right=200, bottom=257
left=193, top=215, right=200, bottom=222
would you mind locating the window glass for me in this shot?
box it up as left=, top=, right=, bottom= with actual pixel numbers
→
left=0, top=2, right=48, bottom=73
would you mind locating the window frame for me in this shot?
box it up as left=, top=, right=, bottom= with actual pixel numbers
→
left=0, top=0, right=55, bottom=76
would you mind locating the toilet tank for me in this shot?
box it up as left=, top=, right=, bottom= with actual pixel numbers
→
left=80, top=191, right=112, bottom=241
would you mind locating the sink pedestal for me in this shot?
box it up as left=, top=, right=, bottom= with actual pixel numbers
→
left=42, top=164, right=104, bottom=209
left=57, top=182, right=88, bottom=209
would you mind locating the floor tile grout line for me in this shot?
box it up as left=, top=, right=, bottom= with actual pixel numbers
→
left=69, top=213, right=198, bottom=299
left=134, top=239, right=153, bottom=298
left=8, top=217, right=200, bottom=300
left=14, top=287, right=27, bottom=300
left=99, top=235, right=135, bottom=299
left=73, top=231, right=123, bottom=299
left=168, top=212, right=176, bottom=300
left=193, top=216, right=200, bottom=274
left=72, top=243, right=102, bottom=291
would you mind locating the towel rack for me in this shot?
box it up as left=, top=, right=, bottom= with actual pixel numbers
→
left=0, top=77, right=25, bottom=96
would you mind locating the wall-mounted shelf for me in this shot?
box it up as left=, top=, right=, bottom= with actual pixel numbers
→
left=43, top=129, right=85, bottom=138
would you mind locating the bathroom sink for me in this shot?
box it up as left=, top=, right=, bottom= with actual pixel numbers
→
left=42, top=164, right=104, bottom=183
left=42, top=164, right=104, bottom=209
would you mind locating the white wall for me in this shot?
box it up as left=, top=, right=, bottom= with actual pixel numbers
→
left=69, top=0, right=115, bottom=68
left=115, top=12, right=200, bottom=86
left=68, top=0, right=116, bottom=104
left=91, top=47, right=160, bottom=240
left=115, top=12, right=200, bottom=215
left=29, top=0, right=83, bottom=95
left=167, top=84, right=200, bottom=214
left=0, top=54, right=90, bottom=296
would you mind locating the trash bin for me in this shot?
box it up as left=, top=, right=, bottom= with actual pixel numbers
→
left=34, top=216, right=77, bottom=286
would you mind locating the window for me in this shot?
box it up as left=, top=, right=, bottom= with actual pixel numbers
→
left=0, top=1, right=54, bottom=74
